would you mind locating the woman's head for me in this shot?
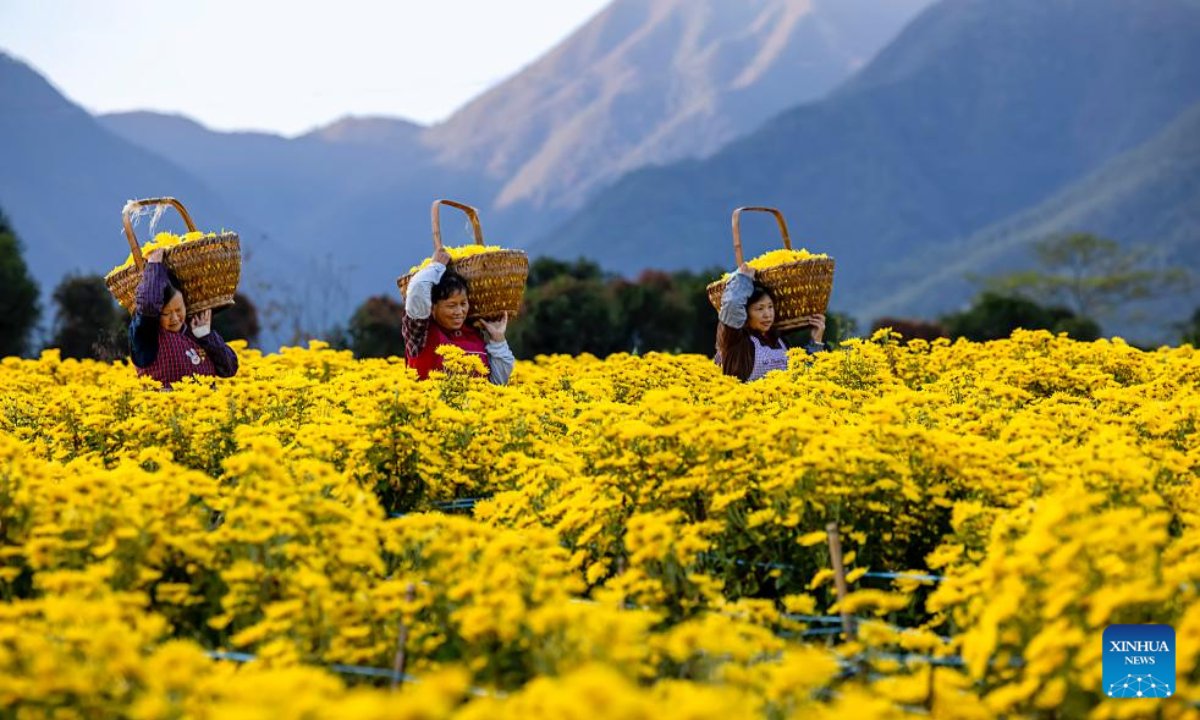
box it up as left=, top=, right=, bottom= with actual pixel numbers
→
left=745, top=283, right=775, bottom=334
left=431, top=271, right=471, bottom=331
left=160, top=284, right=186, bottom=333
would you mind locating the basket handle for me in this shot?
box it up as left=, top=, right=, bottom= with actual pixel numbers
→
left=121, top=197, right=198, bottom=271
left=431, top=199, right=484, bottom=251
left=731, top=206, right=792, bottom=266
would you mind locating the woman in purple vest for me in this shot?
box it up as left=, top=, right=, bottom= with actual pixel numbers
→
left=128, top=249, right=238, bottom=388
left=715, top=262, right=826, bottom=382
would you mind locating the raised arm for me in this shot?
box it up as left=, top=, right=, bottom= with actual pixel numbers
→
left=404, top=261, right=447, bottom=320
left=129, top=253, right=169, bottom=368
left=478, top=313, right=514, bottom=386
left=191, top=310, right=238, bottom=377
left=718, top=266, right=755, bottom=329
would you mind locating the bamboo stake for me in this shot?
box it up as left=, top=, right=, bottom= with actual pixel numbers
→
left=391, top=582, right=416, bottom=690
left=826, top=522, right=856, bottom=641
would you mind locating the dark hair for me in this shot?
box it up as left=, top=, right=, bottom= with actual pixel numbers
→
left=716, top=281, right=783, bottom=382
left=432, top=271, right=471, bottom=304
left=162, top=283, right=180, bottom=306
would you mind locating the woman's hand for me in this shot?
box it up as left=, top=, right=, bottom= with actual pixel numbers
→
left=803, top=314, right=826, bottom=343
left=738, top=262, right=756, bottom=278
left=479, top=312, right=508, bottom=342
left=146, top=249, right=165, bottom=263
left=433, top=247, right=452, bottom=266
left=190, top=309, right=213, bottom=338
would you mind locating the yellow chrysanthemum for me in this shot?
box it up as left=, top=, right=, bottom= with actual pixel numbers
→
left=109, top=231, right=215, bottom=275
left=408, top=244, right=507, bottom=274
left=721, top=247, right=828, bottom=280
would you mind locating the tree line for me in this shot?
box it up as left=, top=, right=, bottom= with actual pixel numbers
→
left=1, top=205, right=1195, bottom=360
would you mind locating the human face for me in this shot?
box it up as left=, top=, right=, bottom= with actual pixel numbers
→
left=160, top=293, right=186, bottom=333
left=747, top=294, right=775, bottom=334
left=432, top=291, right=469, bottom=331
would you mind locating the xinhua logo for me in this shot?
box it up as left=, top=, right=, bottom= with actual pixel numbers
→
left=1103, top=625, right=1175, bottom=698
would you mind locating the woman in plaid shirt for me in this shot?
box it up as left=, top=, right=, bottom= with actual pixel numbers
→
left=128, top=249, right=239, bottom=388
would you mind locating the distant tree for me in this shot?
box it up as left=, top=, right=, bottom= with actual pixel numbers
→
left=527, top=256, right=606, bottom=288
left=942, top=292, right=1101, bottom=342
left=509, top=276, right=620, bottom=358
left=347, top=295, right=404, bottom=358
left=871, top=317, right=947, bottom=343
left=981, top=233, right=1189, bottom=321
left=820, top=311, right=859, bottom=346
left=671, top=268, right=726, bottom=355
left=49, top=275, right=127, bottom=360
left=1180, top=307, right=1200, bottom=346
left=0, top=210, right=41, bottom=357
left=213, top=292, right=261, bottom=346
left=612, top=270, right=695, bottom=354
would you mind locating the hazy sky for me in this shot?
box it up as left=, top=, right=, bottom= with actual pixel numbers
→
left=0, top=1, right=610, bottom=135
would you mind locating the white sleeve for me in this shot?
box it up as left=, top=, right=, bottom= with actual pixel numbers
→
left=404, top=262, right=447, bottom=320
left=485, top=340, right=515, bottom=386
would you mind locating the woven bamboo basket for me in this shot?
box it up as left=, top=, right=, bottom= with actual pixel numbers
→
left=705, top=206, right=835, bottom=332
left=396, top=199, right=528, bottom=320
left=105, top=197, right=241, bottom=314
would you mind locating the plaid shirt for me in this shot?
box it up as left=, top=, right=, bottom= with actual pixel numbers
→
left=402, top=313, right=432, bottom=359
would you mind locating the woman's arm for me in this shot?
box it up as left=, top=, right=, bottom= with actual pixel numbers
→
left=403, top=261, right=446, bottom=320
left=718, top=267, right=755, bottom=329
left=190, top=311, right=238, bottom=377
left=129, top=255, right=170, bottom=368
left=800, top=314, right=827, bottom=355
left=478, top=313, right=513, bottom=386
left=402, top=258, right=447, bottom=357
left=196, top=332, right=239, bottom=377
left=128, top=313, right=158, bottom=368
left=135, top=258, right=170, bottom=316
left=485, top=340, right=515, bottom=386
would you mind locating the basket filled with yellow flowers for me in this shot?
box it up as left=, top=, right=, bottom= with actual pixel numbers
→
left=105, top=197, right=241, bottom=314
left=706, top=206, right=835, bottom=331
left=397, top=199, right=528, bottom=319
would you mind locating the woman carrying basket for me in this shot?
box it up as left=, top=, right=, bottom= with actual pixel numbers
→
left=715, top=262, right=826, bottom=382
left=403, top=246, right=516, bottom=385
left=129, top=249, right=239, bottom=388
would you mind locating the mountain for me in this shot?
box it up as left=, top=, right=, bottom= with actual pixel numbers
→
left=94, top=0, right=935, bottom=306
left=0, top=54, right=270, bottom=296
left=535, top=0, right=1200, bottom=335
left=424, top=0, right=936, bottom=218
left=859, top=101, right=1200, bottom=339
left=100, top=0, right=935, bottom=245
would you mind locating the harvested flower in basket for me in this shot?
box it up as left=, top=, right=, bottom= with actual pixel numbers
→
left=104, top=197, right=241, bottom=314
left=408, top=243, right=505, bottom=274
left=109, top=231, right=218, bottom=276
left=723, top=247, right=829, bottom=280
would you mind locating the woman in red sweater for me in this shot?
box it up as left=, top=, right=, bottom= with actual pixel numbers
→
left=402, top=247, right=515, bottom=384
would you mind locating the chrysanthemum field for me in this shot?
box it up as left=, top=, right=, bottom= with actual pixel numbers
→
left=1, top=330, right=1197, bottom=719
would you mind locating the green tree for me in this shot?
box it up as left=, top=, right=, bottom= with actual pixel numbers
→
left=49, top=275, right=127, bottom=360
left=1181, top=307, right=1200, bottom=346
left=668, top=268, right=728, bottom=355
left=526, top=256, right=607, bottom=288
left=346, top=295, right=404, bottom=359
left=213, top=292, right=261, bottom=346
left=942, top=292, right=1101, bottom=342
left=612, top=270, right=693, bottom=354
left=982, top=233, right=1188, bottom=321
left=508, top=276, right=621, bottom=358
left=0, top=210, right=41, bottom=357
